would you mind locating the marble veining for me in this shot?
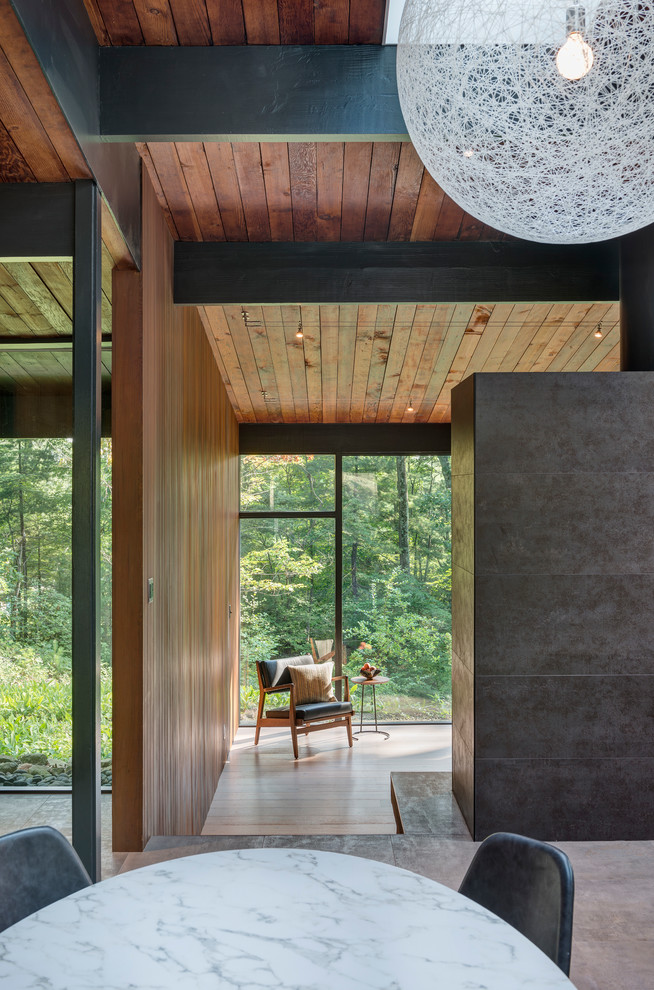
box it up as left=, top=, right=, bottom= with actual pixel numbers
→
left=0, top=848, right=574, bottom=989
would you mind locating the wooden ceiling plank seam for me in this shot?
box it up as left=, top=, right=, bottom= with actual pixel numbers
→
left=167, top=0, right=212, bottom=44
left=363, top=142, right=401, bottom=241
left=0, top=349, right=40, bottom=387
left=0, top=266, right=55, bottom=333
left=8, top=262, right=72, bottom=335
left=81, top=1, right=111, bottom=45
left=246, top=303, right=283, bottom=421
left=299, top=303, right=322, bottom=423
left=409, top=171, right=445, bottom=241
left=546, top=302, right=615, bottom=372
left=316, top=143, right=344, bottom=242
left=376, top=303, right=415, bottom=422
left=387, top=143, right=424, bottom=241
left=232, top=142, right=272, bottom=241
left=175, top=143, right=226, bottom=241
left=314, top=0, right=349, bottom=42
left=513, top=303, right=576, bottom=372
left=529, top=302, right=595, bottom=373
left=593, top=338, right=620, bottom=372
left=419, top=302, right=475, bottom=422
left=261, top=142, right=294, bottom=242
left=95, top=0, right=145, bottom=44
left=349, top=303, right=378, bottom=422
left=0, top=4, right=89, bottom=178
left=200, top=305, right=254, bottom=420
left=461, top=302, right=511, bottom=377
left=198, top=305, right=244, bottom=418
left=348, top=0, right=386, bottom=43
left=205, top=143, right=248, bottom=242
left=31, top=262, right=73, bottom=319
left=278, top=0, right=314, bottom=43
left=262, top=304, right=296, bottom=423
left=459, top=212, right=486, bottom=241
left=0, top=293, right=32, bottom=334
left=288, top=142, right=318, bottom=242
left=562, top=308, right=620, bottom=372
left=147, top=143, right=202, bottom=240
left=0, top=117, right=36, bottom=181
left=132, top=0, right=179, bottom=44
left=205, top=0, right=246, bottom=44
left=497, top=302, right=554, bottom=372
left=0, top=45, right=69, bottom=182
left=137, top=143, right=180, bottom=239
left=481, top=302, right=537, bottom=373
left=388, top=303, right=435, bottom=421
left=402, top=304, right=453, bottom=422
left=281, top=303, right=309, bottom=421
left=429, top=327, right=486, bottom=422
left=572, top=323, right=620, bottom=372
left=224, top=303, right=269, bottom=420
left=335, top=302, right=357, bottom=422
left=242, top=0, right=280, bottom=44
left=341, top=142, right=373, bottom=242
left=431, top=191, right=465, bottom=241
left=319, top=303, right=340, bottom=421
left=362, top=302, right=394, bottom=421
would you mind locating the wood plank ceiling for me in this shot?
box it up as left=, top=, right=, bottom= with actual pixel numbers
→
left=0, top=0, right=621, bottom=422
left=200, top=302, right=620, bottom=423
left=0, top=260, right=112, bottom=390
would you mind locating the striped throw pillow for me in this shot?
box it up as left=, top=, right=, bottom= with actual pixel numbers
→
left=289, top=661, right=336, bottom=704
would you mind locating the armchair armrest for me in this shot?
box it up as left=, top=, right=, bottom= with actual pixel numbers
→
left=331, top=673, right=350, bottom=702
left=262, top=684, right=290, bottom=694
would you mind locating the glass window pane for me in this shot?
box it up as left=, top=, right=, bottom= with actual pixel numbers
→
left=239, top=516, right=335, bottom=723
left=342, top=455, right=452, bottom=722
left=240, top=454, right=335, bottom=511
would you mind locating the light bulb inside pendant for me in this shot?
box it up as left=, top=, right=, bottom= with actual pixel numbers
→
left=556, top=31, right=594, bottom=81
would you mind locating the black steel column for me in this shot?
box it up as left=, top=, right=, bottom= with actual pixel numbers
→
left=72, top=180, right=102, bottom=880
left=335, top=454, right=343, bottom=690
left=620, top=224, right=654, bottom=370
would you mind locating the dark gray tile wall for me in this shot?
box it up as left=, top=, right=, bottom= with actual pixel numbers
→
left=452, top=372, right=654, bottom=840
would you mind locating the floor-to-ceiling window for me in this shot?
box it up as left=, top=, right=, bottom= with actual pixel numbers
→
left=239, top=452, right=451, bottom=725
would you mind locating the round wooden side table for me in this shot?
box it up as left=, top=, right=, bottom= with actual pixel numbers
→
left=351, top=675, right=390, bottom=738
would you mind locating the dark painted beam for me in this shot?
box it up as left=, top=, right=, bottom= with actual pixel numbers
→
left=620, top=226, right=654, bottom=370
left=11, top=0, right=141, bottom=265
left=0, top=184, right=74, bottom=258
left=239, top=423, right=452, bottom=455
left=100, top=45, right=407, bottom=142
left=72, top=180, right=102, bottom=881
left=176, top=241, right=619, bottom=306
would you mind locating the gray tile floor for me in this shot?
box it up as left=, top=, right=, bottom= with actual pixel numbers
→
left=2, top=795, right=653, bottom=989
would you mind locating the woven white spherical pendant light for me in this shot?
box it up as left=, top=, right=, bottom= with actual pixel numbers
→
left=397, top=1, right=654, bottom=243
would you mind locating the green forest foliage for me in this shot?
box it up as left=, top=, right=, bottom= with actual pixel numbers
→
left=0, top=439, right=112, bottom=762
left=239, top=454, right=452, bottom=719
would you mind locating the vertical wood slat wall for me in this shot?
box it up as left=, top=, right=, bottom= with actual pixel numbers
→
left=113, top=173, right=239, bottom=850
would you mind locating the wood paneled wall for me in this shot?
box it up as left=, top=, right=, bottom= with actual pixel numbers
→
left=113, top=173, right=239, bottom=850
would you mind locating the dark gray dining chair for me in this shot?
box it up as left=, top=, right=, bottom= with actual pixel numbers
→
left=0, top=825, right=92, bottom=933
left=458, top=831, right=574, bottom=975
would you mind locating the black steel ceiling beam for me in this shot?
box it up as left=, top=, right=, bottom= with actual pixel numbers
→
left=100, top=45, right=407, bottom=142
left=0, top=184, right=75, bottom=259
left=240, top=423, right=452, bottom=455
left=174, top=240, right=619, bottom=305
left=10, top=0, right=141, bottom=265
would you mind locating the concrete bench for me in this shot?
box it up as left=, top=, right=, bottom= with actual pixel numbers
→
left=390, top=772, right=471, bottom=838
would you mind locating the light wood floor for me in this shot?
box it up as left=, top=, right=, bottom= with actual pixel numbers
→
left=202, top=723, right=452, bottom=835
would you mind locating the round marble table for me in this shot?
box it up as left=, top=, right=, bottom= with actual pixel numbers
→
left=0, top=848, right=574, bottom=989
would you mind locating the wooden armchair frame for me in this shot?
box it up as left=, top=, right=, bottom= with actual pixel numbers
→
left=254, top=664, right=353, bottom=759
